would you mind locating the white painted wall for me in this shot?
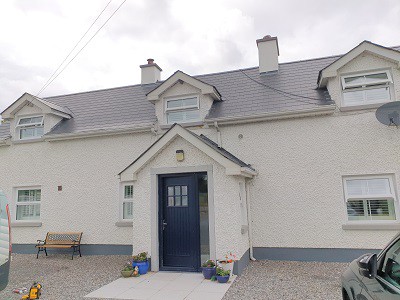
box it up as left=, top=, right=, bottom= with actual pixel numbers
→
left=0, top=131, right=154, bottom=245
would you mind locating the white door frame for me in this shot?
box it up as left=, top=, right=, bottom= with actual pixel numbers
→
left=150, top=165, right=216, bottom=272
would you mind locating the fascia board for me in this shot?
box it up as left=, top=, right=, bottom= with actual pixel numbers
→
left=205, top=105, right=336, bottom=125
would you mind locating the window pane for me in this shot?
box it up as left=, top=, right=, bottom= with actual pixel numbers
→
left=182, top=186, right=187, bottom=196
left=342, top=90, right=365, bottom=106
left=175, top=186, right=181, bottom=196
left=380, top=239, right=400, bottom=289
left=167, top=97, right=197, bottom=109
left=18, top=190, right=41, bottom=202
left=365, top=87, right=390, bottom=103
left=199, top=174, right=209, bottom=262
left=124, top=185, right=133, bottom=199
left=368, top=199, right=396, bottom=220
left=20, top=126, right=44, bottom=139
left=19, top=116, right=43, bottom=125
left=365, top=73, right=388, bottom=83
left=16, top=204, right=40, bottom=220
left=168, top=186, right=174, bottom=196
left=168, top=196, right=174, bottom=206
left=347, top=200, right=366, bottom=220
left=123, top=202, right=133, bottom=219
left=175, top=196, right=181, bottom=206
left=344, top=75, right=365, bottom=85
left=182, top=196, right=188, bottom=206
left=167, top=109, right=200, bottom=124
left=346, top=179, right=390, bottom=196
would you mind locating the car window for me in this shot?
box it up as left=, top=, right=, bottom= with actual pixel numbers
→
left=379, top=239, right=400, bottom=288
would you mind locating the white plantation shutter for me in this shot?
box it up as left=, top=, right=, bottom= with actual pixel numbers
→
left=16, top=189, right=41, bottom=220
left=344, top=177, right=396, bottom=221
left=343, top=87, right=390, bottom=106
left=122, top=184, right=134, bottom=220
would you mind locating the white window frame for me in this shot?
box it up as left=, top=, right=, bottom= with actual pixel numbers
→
left=342, top=175, right=399, bottom=223
left=16, top=115, right=44, bottom=140
left=340, top=70, right=393, bottom=108
left=164, top=95, right=200, bottom=124
left=120, top=182, right=134, bottom=221
left=341, top=70, right=393, bottom=90
left=14, top=186, right=41, bottom=222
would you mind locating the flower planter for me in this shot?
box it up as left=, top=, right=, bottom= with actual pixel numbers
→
left=132, top=260, right=149, bottom=275
left=121, top=270, right=133, bottom=278
left=218, top=261, right=234, bottom=274
left=216, top=275, right=230, bottom=283
left=202, top=267, right=216, bottom=279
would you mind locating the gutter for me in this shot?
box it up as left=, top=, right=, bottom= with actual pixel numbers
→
left=205, top=105, right=336, bottom=126
left=44, top=123, right=154, bottom=142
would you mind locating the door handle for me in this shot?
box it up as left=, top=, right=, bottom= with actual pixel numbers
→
left=162, top=220, right=167, bottom=230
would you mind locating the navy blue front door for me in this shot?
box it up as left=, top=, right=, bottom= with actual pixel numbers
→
left=159, top=174, right=201, bottom=271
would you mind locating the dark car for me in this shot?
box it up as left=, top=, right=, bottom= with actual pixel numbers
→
left=342, top=234, right=400, bottom=299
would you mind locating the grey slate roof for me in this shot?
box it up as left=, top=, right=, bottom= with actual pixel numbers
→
left=3, top=46, right=400, bottom=138
left=195, top=132, right=255, bottom=171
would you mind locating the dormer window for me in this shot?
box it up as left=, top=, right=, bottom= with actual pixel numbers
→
left=17, top=116, right=44, bottom=140
left=166, top=96, right=200, bottom=124
left=341, top=70, right=393, bottom=107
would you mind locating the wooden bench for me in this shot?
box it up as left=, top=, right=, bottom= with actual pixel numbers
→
left=35, top=232, right=82, bottom=260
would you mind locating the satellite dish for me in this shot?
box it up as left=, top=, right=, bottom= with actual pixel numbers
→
left=375, top=102, right=400, bottom=127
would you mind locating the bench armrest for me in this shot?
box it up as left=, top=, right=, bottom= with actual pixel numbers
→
left=36, top=240, right=45, bottom=246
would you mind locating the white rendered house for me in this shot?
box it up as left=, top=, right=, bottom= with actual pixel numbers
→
left=1, top=36, right=400, bottom=274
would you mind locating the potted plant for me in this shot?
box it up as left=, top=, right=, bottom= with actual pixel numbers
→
left=218, top=252, right=237, bottom=275
left=132, top=252, right=149, bottom=275
left=202, top=260, right=216, bottom=279
left=121, top=261, right=134, bottom=277
left=216, top=267, right=230, bottom=283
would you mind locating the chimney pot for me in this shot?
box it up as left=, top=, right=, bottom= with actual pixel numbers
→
left=256, top=35, right=279, bottom=73
left=147, top=58, right=154, bottom=64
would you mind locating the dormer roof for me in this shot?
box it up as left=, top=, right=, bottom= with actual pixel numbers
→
left=146, top=70, right=222, bottom=102
left=318, top=41, right=400, bottom=88
left=1, top=93, right=72, bottom=120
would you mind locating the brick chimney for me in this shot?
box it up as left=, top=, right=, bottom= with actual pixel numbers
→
left=140, top=58, right=162, bottom=84
left=256, top=35, right=279, bottom=73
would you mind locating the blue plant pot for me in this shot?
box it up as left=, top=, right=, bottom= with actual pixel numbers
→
left=132, top=260, right=149, bottom=275
left=202, top=267, right=216, bottom=279
left=216, top=275, right=230, bottom=283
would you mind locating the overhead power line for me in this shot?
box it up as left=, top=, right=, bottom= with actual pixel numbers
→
left=36, top=0, right=113, bottom=96
left=37, top=0, right=127, bottom=96
left=239, top=69, right=338, bottom=107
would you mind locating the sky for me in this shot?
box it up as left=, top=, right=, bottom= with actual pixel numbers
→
left=0, top=0, right=399, bottom=111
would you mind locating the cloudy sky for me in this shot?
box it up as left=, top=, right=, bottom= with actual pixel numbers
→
left=0, top=0, right=399, bottom=111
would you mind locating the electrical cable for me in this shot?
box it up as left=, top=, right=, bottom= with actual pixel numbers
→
left=239, top=69, right=339, bottom=107
left=37, top=0, right=127, bottom=96
left=36, top=0, right=113, bottom=96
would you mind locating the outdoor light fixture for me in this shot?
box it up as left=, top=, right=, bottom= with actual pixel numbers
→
left=176, top=150, right=184, bottom=162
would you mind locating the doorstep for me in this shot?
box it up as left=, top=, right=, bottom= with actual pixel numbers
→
left=84, top=271, right=236, bottom=300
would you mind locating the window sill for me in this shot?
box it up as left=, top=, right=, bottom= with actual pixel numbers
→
left=340, top=102, right=390, bottom=112
left=11, top=221, right=42, bottom=227
left=160, top=121, right=204, bottom=130
left=342, top=222, right=400, bottom=230
left=115, top=221, right=133, bottom=227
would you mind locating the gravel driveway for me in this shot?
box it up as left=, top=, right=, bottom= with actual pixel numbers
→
left=0, top=254, right=348, bottom=299
left=223, top=260, right=348, bottom=300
